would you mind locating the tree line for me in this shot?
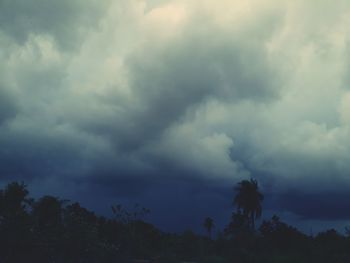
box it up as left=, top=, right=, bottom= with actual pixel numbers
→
left=0, top=180, right=350, bottom=262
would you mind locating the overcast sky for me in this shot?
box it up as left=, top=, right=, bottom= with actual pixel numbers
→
left=1, top=0, right=350, bottom=233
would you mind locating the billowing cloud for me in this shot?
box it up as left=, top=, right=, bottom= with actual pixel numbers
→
left=0, top=87, right=17, bottom=125
left=1, top=0, right=350, bottom=230
left=0, top=0, right=110, bottom=49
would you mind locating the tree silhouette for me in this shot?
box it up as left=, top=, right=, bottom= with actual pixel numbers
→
left=0, top=182, right=33, bottom=261
left=0, top=181, right=32, bottom=218
left=31, top=196, right=67, bottom=261
left=203, top=217, right=214, bottom=238
left=32, top=196, right=65, bottom=228
left=63, top=202, right=101, bottom=261
left=259, top=215, right=309, bottom=250
left=224, top=211, right=250, bottom=238
left=0, top=180, right=349, bottom=262
left=111, top=203, right=150, bottom=224
left=233, top=179, right=263, bottom=230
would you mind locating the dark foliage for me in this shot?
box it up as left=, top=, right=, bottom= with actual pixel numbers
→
left=0, top=181, right=349, bottom=262
left=233, top=179, right=263, bottom=230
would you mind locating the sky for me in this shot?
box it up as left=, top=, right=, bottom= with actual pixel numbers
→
left=1, top=0, right=350, bottom=233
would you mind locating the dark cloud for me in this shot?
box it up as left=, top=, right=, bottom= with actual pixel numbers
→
left=0, top=124, right=90, bottom=181
left=0, top=0, right=108, bottom=49
left=0, top=87, right=17, bottom=125
left=275, top=192, right=350, bottom=221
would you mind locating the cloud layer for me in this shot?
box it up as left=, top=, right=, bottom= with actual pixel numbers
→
left=1, top=0, right=350, bottom=230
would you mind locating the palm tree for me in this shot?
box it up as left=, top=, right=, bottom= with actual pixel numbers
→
left=233, top=179, right=263, bottom=230
left=203, top=217, right=214, bottom=238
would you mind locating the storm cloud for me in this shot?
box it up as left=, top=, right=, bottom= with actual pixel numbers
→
left=1, top=0, right=350, bottom=230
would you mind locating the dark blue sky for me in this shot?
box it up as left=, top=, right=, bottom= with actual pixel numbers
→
left=1, top=0, right=350, bottom=234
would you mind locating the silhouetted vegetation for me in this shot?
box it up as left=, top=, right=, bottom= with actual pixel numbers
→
left=203, top=217, right=214, bottom=238
left=233, top=179, right=263, bottom=230
left=0, top=180, right=350, bottom=262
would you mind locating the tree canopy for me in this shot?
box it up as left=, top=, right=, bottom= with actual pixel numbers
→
left=0, top=180, right=347, bottom=263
